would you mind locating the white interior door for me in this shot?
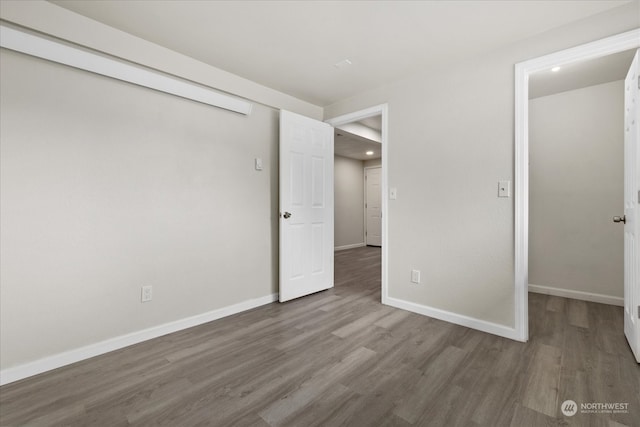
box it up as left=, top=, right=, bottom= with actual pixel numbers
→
left=623, top=49, right=640, bottom=363
left=279, top=110, right=334, bottom=302
left=365, top=167, right=382, bottom=247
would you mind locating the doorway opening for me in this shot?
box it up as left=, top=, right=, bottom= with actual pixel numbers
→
left=326, top=104, right=389, bottom=303
left=514, top=30, right=640, bottom=346
left=527, top=50, right=634, bottom=306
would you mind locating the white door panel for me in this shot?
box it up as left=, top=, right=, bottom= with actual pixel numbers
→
left=623, top=49, right=640, bottom=363
left=365, top=167, right=382, bottom=247
left=280, top=110, right=334, bottom=302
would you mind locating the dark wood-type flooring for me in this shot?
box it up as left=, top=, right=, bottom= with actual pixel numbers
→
left=1, top=246, right=638, bottom=426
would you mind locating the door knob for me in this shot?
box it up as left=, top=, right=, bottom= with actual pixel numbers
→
left=613, top=215, right=626, bottom=224
left=283, top=212, right=292, bottom=219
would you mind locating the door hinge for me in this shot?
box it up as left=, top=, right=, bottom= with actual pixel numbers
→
left=365, top=203, right=367, bottom=208
left=638, top=305, right=640, bottom=319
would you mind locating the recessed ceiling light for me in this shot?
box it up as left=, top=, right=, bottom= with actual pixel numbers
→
left=366, top=151, right=374, bottom=156
left=551, top=66, right=561, bottom=72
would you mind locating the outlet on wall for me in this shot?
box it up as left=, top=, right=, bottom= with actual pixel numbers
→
left=411, top=269, right=421, bottom=284
left=141, top=285, right=153, bottom=303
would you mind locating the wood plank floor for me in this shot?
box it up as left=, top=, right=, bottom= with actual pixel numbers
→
left=1, top=246, right=638, bottom=426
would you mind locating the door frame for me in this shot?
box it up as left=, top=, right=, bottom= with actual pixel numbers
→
left=326, top=104, right=389, bottom=303
left=514, top=29, right=640, bottom=342
left=364, top=165, right=382, bottom=247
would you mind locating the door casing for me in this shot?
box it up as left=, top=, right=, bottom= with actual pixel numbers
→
left=514, top=29, right=640, bottom=342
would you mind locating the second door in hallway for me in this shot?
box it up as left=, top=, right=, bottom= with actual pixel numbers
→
left=365, top=166, right=382, bottom=247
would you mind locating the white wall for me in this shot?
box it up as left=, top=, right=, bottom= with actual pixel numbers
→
left=325, top=3, right=639, bottom=329
left=529, top=80, right=624, bottom=300
left=334, top=156, right=365, bottom=249
left=0, top=49, right=279, bottom=370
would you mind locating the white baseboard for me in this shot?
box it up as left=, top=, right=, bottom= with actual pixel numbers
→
left=334, top=243, right=366, bottom=251
left=528, top=284, right=623, bottom=306
left=0, top=293, right=278, bottom=386
left=384, top=296, right=521, bottom=341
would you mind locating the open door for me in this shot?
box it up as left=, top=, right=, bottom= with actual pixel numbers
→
left=622, top=49, right=640, bottom=363
left=279, top=110, right=334, bottom=302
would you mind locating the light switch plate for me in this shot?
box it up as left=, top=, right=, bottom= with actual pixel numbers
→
left=498, top=180, right=511, bottom=198
left=141, top=285, right=152, bottom=302
left=411, top=269, right=421, bottom=284
left=255, top=157, right=263, bottom=171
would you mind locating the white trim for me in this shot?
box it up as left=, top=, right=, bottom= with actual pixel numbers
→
left=0, top=24, right=252, bottom=115
left=386, top=297, right=521, bottom=341
left=326, top=104, right=389, bottom=303
left=528, top=284, right=623, bottom=307
left=0, top=293, right=278, bottom=386
left=335, top=243, right=366, bottom=251
left=514, top=29, right=640, bottom=343
left=514, top=60, right=529, bottom=343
